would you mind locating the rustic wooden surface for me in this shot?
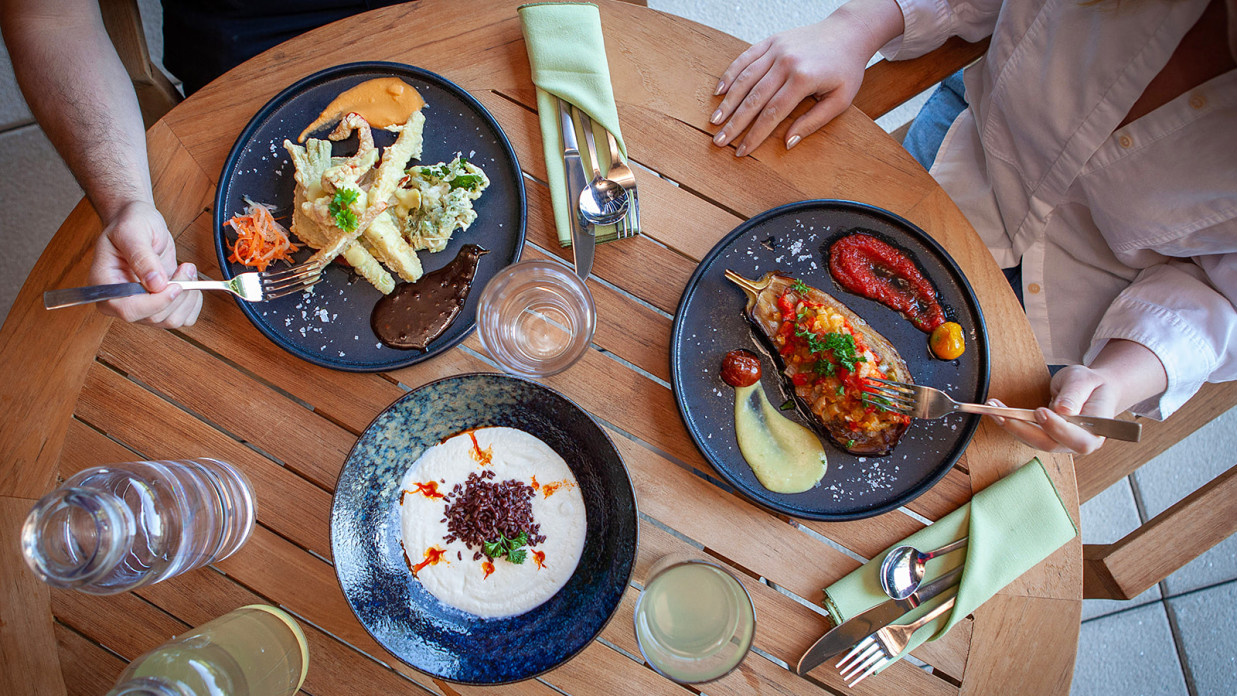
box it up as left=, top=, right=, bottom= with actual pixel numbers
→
left=0, top=2, right=1081, bottom=694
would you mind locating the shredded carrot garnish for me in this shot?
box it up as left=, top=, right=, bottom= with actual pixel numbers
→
left=225, top=200, right=298, bottom=271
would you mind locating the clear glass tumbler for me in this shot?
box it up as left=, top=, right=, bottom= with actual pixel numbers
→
left=476, top=260, right=596, bottom=378
left=633, top=553, right=756, bottom=683
left=21, top=458, right=256, bottom=595
left=107, top=604, right=308, bottom=696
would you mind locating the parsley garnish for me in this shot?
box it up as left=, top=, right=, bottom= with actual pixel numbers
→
left=779, top=399, right=796, bottom=411
left=822, top=333, right=866, bottom=372
left=482, top=531, right=529, bottom=564
left=449, top=173, right=483, bottom=190
left=329, top=189, right=360, bottom=232
left=791, top=279, right=809, bottom=294
left=847, top=439, right=856, bottom=448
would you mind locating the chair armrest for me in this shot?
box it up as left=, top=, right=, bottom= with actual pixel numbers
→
left=854, top=36, right=990, bottom=120
left=1082, top=463, right=1237, bottom=600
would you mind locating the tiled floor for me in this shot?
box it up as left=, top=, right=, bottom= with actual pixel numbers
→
left=1, top=2, right=1234, bottom=694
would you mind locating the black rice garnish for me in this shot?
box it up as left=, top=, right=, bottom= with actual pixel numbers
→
left=442, top=470, right=546, bottom=553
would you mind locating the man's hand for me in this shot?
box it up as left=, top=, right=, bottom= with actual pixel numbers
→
left=987, top=340, right=1168, bottom=455
left=710, top=0, right=905, bottom=156
left=88, top=201, right=202, bottom=328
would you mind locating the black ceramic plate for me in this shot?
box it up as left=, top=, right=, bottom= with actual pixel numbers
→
left=671, top=200, right=990, bottom=521
left=214, top=62, right=525, bottom=372
left=331, top=374, right=638, bottom=684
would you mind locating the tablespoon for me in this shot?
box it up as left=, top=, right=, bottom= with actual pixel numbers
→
left=572, top=106, right=628, bottom=226
left=879, top=536, right=968, bottom=600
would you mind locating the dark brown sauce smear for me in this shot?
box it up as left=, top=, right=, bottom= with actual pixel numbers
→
left=371, top=244, right=489, bottom=350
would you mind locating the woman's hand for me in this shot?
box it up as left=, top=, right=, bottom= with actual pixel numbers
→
left=988, top=340, right=1168, bottom=455
left=710, top=0, right=905, bottom=156
left=88, top=200, right=203, bottom=328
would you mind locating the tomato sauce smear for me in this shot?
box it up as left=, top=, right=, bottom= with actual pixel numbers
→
left=828, top=233, right=945, bottom=332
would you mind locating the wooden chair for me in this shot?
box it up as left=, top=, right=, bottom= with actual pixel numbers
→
left=99, top=0, right=181, bottom=128
left=856, top=44, right=1237, bottom=601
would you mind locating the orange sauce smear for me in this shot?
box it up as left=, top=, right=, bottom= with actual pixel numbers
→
left=297, top=77, right=425, bottom=142
left=532, top=549, right=547, bottom=570
left=412, top=546, right=447, bottom=576
left=530, top=475, right=540, bottom=491
left=541, top=480, right=576, bottom=498
left=481, top=560, right=495, bottom=579
left=468, top=432, right=493, bottom=466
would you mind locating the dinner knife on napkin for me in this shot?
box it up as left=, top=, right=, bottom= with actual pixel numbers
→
left=797, top=565, right=963, bottom=675
left=557, top=98, right=594, bottom=280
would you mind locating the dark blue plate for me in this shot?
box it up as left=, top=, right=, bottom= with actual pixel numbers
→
left=671, top=200, right=990, bottom=521
left=214, top=62, right=525, bottom=372
left=331, top=374, right=638, bottom=684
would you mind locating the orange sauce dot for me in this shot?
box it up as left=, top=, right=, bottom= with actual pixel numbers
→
left=542, top=480, right=576, bottom=498
left=530, top=475, right=540, bottom=491
left=413, top=481, right=444, bottom=499
left=481, top=560, right=495, bottom=579
left=533, top=550, right=546, bottom=570
left=412, top=546, right=446, bottom=576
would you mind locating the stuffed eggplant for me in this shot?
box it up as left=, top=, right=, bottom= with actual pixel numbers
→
left=725, top=270, right=912, bottom=456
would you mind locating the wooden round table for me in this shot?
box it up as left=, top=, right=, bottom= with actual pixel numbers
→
left=0, top=1, right=1081, bottom=693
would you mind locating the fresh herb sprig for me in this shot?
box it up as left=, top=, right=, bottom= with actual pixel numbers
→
left=791, top=278, right=810, bottom=294
left=329, top=188, right=360, bottom=232
left=482, top=531, right=529, bottom=564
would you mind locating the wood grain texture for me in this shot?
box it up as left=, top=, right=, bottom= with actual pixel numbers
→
left=0, top=1, right=1085, bottom=693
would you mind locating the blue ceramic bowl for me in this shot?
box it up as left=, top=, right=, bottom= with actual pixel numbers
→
left=331, top=373, right=638, bottom=684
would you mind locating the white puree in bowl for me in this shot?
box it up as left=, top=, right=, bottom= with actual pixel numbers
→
left=398, top=427, right=586, bottom=618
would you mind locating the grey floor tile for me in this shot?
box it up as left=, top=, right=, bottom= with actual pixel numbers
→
left=1080, top=478, right=1162, bottom=620
left=1072, top=601, right=1188, bottom=696
left=1167, top=581, right=1237, bottom=696
left=648, top=0, right=843, bottom=45
left=0, top=36, right=34, bottom=130
left=1133, top=406, right=1237, bottom=596
left=0, top=124, right=82, bottom=327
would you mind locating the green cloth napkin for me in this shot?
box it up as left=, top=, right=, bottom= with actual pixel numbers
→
left=519, top=2, right=628, bottom=246
left=823, top=458, right=1077, bottom=669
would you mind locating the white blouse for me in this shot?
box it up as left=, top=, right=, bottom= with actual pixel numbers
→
left=882, top=0, right=1237, bottom=418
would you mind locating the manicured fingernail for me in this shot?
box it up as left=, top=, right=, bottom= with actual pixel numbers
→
left=786, top=134, right=801, bottom=149
left=713, top=131, right=728, bottom=146
left=1036, top=408, right=1050, bottom=424
left=710, top=109, right=723, bottom=125
left=715, top=80, right=725, bottom=96
left=735, top=144, right=747, bottom=157
left=186, top=263, right=198, bottom=280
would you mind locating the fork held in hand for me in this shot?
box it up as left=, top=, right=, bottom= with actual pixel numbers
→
left=43, top=261, right=325, bottom=309
left=836, top=595, right=958, bottom=687
left=861, top=378, right=1142, bottom=442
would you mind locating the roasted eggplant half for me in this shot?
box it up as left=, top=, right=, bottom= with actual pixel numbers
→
left=725, top=270, right=913, bottom=456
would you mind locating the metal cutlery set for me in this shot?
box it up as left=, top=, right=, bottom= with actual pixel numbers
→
left=43, top=260, right=325, bottom=309
left=556, top=97, right=639, bottom=280
left=797, top=539, right=969, bottom=686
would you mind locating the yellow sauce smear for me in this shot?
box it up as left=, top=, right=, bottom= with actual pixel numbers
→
left=733, top=383, right=828, bottom=493
left=297, top=77, right=426, bottom=142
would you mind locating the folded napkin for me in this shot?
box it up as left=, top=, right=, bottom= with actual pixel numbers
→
left=823, top=458, right=1077, bottom=669
left=519, top=2, right=628, bottom=246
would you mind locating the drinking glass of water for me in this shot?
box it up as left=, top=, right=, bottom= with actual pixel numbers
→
left=633, top=553, right=756, bottom=683
left=476, top=260, right=596, bottom=378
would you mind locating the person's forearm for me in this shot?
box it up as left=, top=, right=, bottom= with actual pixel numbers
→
left=1, top=0, right=155, bottom=222
left=1088, top=339, right=1169, bottom=413
left=832, top=0, right=907, bottom=60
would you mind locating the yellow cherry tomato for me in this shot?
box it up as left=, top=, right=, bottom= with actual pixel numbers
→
left=929, top=322, right=966, bottom=360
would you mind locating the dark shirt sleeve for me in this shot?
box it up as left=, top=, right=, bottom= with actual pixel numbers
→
left=161, top=0, right=407, bottom=95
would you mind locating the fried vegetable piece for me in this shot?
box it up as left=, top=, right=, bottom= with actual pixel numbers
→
left=727, top=270, right=913, bottom=456
left=401, top=155, right=490, bottom=253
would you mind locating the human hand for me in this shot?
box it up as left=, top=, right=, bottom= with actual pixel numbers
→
left=710, top=0, right=905, bottom=156
left=985, top=340, right=1166, bottom=455
left=88, top=200, right=202, bottom=328
left=985, top=367, right=1119, bottom=454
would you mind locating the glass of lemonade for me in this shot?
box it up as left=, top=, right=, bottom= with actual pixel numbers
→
left=633, top=553, right=756, bottom=683
left=476, top=261, right=596, bottom=378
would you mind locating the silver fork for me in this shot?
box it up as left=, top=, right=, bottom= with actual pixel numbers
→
left=836, top=596, right=958, bottom=687
left=861, top=378, right=1142, bottom=442
left=603, top=128, right=639, bottom=238
left=43, top=261, right=325, bottom=309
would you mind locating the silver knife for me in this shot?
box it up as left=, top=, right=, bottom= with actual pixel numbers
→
left=557, top=98, right=595, bottom=280
left=796, top=565, right=964, bottom=675
left=44, top=282, right=147, bottom=309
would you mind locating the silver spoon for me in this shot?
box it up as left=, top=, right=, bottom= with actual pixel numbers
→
left=879, top=536, right=969, bottom=600
left=573, top=106, right=629, bottom=226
